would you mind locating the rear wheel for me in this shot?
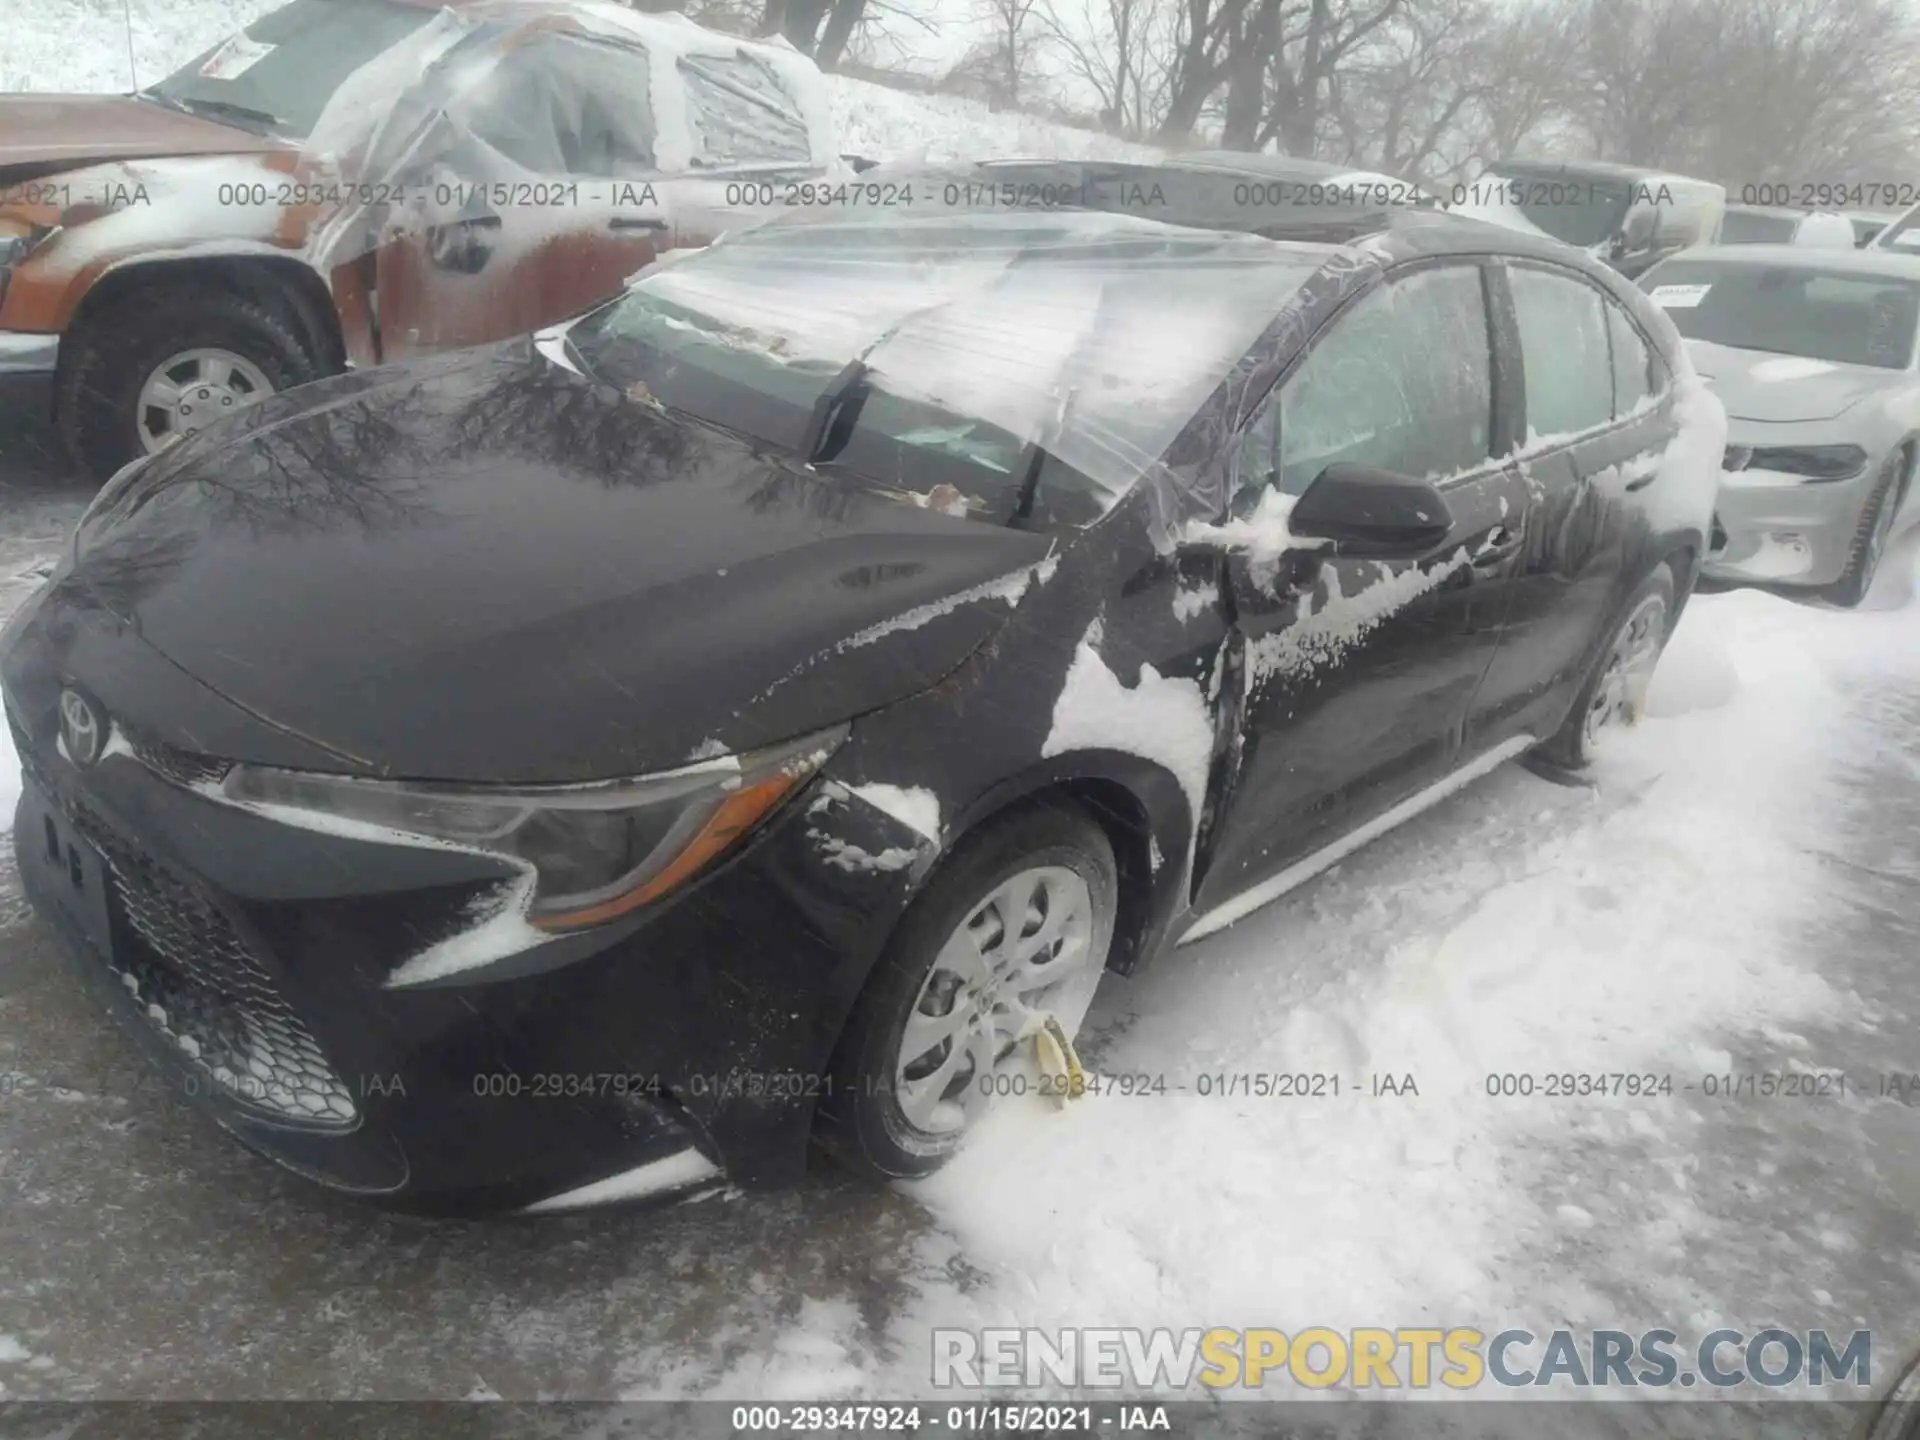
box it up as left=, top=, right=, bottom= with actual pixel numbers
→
left=58, top=285, right=321, bottom=482
left=817, top=803, right=1117, bottom=1181
left=1828, top=447, right=1911, bottom=609
left=1537, top=563, right=1675, bottom=771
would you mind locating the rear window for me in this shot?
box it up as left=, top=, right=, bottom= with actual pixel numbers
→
left=679, top=52, right=811, bottom=168
left=149, top=0, right=434, bottom=140
left=1642, top=260, right=1920, bottom=369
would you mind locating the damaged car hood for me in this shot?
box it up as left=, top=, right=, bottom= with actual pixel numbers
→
left=69, top=343, right=1060, bottom=782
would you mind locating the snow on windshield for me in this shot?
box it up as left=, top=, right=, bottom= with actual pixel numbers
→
left=623, top=210, right=1324, bottom=525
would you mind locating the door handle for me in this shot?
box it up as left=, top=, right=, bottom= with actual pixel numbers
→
left=608, top=216, right=670, bottom=232
left=1468, top=525, right=1524, bottom=575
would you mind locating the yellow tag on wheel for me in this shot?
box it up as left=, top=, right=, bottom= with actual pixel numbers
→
left=1034, top=1015, right=1086, bottom=1106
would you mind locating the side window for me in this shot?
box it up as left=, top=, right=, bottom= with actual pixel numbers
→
left=1509, top=267, right=1613, bottom=437
left=460, top=35, right=656, bottom=177
left=679, top=52, right=812, bottom=167
left=1275, top=265, right=1493, bottom=495
left=1604, top=299, right=1654, bottom=416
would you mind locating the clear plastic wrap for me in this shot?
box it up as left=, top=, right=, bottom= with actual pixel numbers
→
left=578, top=208, right=1335, bottom=545
left=305, top=3, right=840, bottom=279
left=16, top=2, right=841, bottom=364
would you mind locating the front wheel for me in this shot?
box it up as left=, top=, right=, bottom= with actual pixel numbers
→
left=1537, top=563, right=1675, bottom=771
left=1828, top=447, right=1911, bottom=609
left=817, top=803, right=1117, bottom=1181
left=57, top=285, right=322, bottom=482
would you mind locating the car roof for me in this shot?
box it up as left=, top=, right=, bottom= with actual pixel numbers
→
left=1489, top=156, right=1718, bottom=189
left=1726, top=202, right=1898, bottom=222
left=1657, top=244, right=1920, bottom=279
left=1163, top=150, right=1376, bottom=180
left=869, top=158, right=1453, bottom=246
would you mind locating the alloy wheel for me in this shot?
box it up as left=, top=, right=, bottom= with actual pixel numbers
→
left=1583, top=592, right=1668, bottom=751
left=136, top=348, right=275, bottom=454
left=893, top=865, right=1100, bottom=1137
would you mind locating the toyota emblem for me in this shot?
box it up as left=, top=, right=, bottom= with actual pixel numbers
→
left=58, top=688, right=104, bottom=768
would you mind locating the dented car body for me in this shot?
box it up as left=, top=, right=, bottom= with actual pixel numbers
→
left=0, top=0, right=839, bottom=477
left=0, top=207, right=1721, bottom=1213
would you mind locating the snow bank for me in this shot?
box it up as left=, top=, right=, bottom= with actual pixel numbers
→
left=824, top=74, right=1160, bottom=169
left=854, top=565, right=1920, bottom=1399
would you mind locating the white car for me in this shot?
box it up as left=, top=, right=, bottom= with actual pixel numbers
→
left=1719, top=205, right=1860, bottom=249
left=1873, top=200, right=1920, bottom=255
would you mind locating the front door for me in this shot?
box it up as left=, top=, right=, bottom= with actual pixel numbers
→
left=364, top=29, right=671, bottom=362
left=1194, top=262, right=1530, bottom=910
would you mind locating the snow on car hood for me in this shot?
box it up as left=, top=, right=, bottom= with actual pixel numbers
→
left=0, top=93, right=286, bottom=179
left=65, top=343, right=1060, bottom=782
left=1683, top=339, right=1902, bottom=422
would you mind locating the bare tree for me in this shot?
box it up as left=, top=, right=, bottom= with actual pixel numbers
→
left=1572, top=0, right=1920, bottom=187
left=983, top=0, right=1047, bottom=104
left=1038, top=0, right=1175, bottom=135
left=756, top=0, right=870, bottom=66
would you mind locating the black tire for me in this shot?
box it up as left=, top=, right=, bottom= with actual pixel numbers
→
left=1537, top=562, right=1676, bottom=772
left=57, top=285, right=321, bottom=483
left=1828, top=447, right=1912, bottom=610
left=816, top=801, right=1118, bottom=1182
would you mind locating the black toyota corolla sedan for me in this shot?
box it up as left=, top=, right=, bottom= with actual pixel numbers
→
left=0, top=205, right=1722, bottom=1215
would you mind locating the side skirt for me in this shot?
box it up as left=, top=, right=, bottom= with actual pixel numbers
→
left=1177, top=735, right=1536, bottom=945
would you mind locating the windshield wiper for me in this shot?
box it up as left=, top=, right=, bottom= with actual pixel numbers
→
left=165, top=94, right=285, bottom=132
left=802, top=359, right=869, bottom=464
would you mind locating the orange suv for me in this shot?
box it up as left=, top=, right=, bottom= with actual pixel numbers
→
left=0, top=0, right=841, bottom=479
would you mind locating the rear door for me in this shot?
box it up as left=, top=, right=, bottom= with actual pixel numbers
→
left=1193, top=261, right=1530, bottom=908
left=1468, top=261, right=1676, bottom=749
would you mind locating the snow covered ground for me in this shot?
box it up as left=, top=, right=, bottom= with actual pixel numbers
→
left=4, top=1, right=1919, bottom=1423
left=635, top=548, right=1920, bottom=1406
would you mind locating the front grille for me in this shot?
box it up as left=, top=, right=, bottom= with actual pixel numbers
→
left=64, top=796, right=357, bottom=1129
left=123, top=729, right=231, bottom=790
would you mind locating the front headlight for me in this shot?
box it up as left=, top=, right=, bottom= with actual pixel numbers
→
left=1740, top=444, right=1869, bottom=481
left=223, top=724, right=847, bottom=931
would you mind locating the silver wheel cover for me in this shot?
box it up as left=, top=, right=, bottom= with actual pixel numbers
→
left=893, top=865, right=1103, bottom=1137
left=136, top=348, right=275, bottom=453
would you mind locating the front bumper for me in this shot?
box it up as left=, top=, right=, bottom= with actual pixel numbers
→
left=0, top=330, right=58, bottom=425
left=1704, top=462, right=1876, bottom=588
left=2, top=602, right=927, bottom=1216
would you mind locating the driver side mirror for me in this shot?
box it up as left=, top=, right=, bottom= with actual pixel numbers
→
left=1288, top=463, right=1455, bottom=555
